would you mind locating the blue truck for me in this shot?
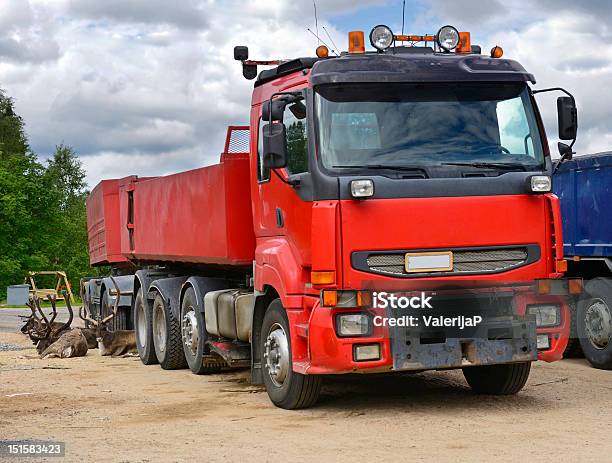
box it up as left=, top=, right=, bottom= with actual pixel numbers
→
left=554, top=152, right=612, bottom=369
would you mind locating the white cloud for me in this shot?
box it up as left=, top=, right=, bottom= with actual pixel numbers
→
left=0, top=0, right=610, bottom=189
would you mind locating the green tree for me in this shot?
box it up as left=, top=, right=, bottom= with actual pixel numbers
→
left=0, top=89, right=94, bottom=301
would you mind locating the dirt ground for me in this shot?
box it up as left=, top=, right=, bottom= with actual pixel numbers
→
left=1, top=311, right=612, bottom=463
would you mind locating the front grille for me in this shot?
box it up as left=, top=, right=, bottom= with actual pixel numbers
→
left=363, top=247, right=531, bottom=277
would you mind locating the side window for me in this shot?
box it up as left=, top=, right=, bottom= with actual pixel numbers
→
left=284, top=103, right=308, bottom=175
left=497, top=96, right=535, bottom=158
left=257, top=118, right=270, bottom=182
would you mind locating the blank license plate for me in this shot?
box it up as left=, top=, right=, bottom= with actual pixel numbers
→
left=405, top=252, right=453, bottom=273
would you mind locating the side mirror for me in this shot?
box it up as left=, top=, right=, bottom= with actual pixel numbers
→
left=558, top=142, right=573, bottom=161
left=263, top=123, right=287, bottom=169
left=234, top=46, right=248, bottom=61
left=557, top=96, right=577, bottom=140
left=262, top=99, right=287, bottom=122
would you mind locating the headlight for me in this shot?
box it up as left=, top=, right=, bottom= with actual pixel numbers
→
left=350, top=179, right=374, bottom=198
left=370, top=25, right=394, bottom=51
left=528, top=304, right=560, bottom=327
left=530, top=175, right=552, bottom=193
left=336, top=313, right=371, bottom=337
left=436, top=25, right=460, bottom=51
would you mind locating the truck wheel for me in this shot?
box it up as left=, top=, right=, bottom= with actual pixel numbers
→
left=563, top=302, right=584, bottom=358
left=261, top=299, right=322, bottom=409
left=463, top=362, right=531, bottom=395
left=134, top=287, right=158, bottom=365
left=152, top=294, right=187, bottom=370
left=102, top=291, right=127, bottom=332
left=577, top=278, right=612, bottom=370
left=181, top=287, right=223, bottom=375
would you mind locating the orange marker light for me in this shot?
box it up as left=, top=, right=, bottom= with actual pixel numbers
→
left=556, top=259, right=568, bottom=273
left=536, top=279, right=552, bottom=295
left=490, top=45, right=504, bottom=58
left=316, top=45, right=329, bottom=58
left=348, top=31, right=365, bottom=54
left=569, top=279, right=583, bottom=295
left=322, top=290, right=338, bottom=307
left=312, top=271, right=335, bottom=285
left=456, top=32, right=471, bottom=53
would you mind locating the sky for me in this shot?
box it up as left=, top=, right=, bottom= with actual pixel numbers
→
left=0, top=0, right=611, bottom=187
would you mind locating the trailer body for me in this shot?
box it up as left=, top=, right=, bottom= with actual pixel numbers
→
left=554, top=152, right=612, bottom=258
left=553, top=152, right=612, bottom=369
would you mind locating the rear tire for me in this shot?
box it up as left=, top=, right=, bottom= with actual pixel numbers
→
left=261, top=299, right=322, bottom=409
left=101, top=291, right=127, bottom=332
left=577, top=278, right=612, bottom=370
left=134, top=287, right=158, bottom=365
left=181, top=287, right=223, bottom=375
left=463, top=362, right=531, bottom=395
left=152, top=294, right=187, bottom=370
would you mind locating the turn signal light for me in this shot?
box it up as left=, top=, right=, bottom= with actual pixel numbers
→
left=312, top=271, right=335, bottom=285
left=321, top=290, right=372, bottom=307
left=348, top=31, right=365, bottom=54
left=536, top=279, right=552, bottom=295
left=569, top=278, right=583, bottom=295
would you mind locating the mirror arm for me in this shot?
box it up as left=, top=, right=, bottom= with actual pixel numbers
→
left=532, top=86, right=578, bottom=149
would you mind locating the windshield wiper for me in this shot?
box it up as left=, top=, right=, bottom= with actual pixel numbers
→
left=440, top=162, right=535, bottom=171
left=332, top=164, right=425, bottom=171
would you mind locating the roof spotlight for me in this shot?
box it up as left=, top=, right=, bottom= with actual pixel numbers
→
left=370, top=25, right=394, bottom=52
left=436, top=25, right=460, bottom=52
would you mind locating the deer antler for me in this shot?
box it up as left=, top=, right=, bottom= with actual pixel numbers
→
left=78, top=288, right=99, bottom=327
left=45, top=295, right=59, bottom=327
left=60, top=291, right=74, bottom=331
left=25, top=296, right=51, bottom=341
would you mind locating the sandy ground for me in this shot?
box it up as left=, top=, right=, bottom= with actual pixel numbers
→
left=1, top=309, right=612, bottom=463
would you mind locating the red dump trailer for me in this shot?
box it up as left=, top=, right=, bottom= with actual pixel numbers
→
left=84, top=25, right=579, bottom=409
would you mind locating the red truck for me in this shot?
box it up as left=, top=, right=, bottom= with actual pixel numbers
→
left=84, top=25, right=577, bottom=409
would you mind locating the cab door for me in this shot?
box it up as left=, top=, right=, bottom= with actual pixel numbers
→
left=250, top=90, right=313, bottom=266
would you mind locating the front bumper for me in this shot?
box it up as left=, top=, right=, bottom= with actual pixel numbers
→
left=298, top=290, right=570, bottom=375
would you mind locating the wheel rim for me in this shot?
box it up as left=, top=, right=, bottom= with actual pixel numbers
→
left=137, top=302, right=146, bottom=348
left=181, top=307, right=199, bottom=356
left=585, top=298, right=612, bottom=350
left=264, top=323, right=289, bottom=387
left=153, top=302, right=167, bottom=353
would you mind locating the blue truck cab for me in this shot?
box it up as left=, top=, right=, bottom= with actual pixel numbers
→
left=553, top=152, right=612, bottom=369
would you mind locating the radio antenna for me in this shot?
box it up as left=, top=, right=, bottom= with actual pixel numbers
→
left=313, top=1, right=320, bottom=44
left=322, top=26, right=341, bottom=56
left=401, top=0, right=406, bottom=36
left=307, top=28, right=334, bottom=52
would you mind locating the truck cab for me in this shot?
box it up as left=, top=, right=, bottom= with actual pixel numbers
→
left=244, top=26, right=574, bottom=406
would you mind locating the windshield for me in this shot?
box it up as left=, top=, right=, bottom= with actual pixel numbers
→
left=315, top=83, right=545, bottom=170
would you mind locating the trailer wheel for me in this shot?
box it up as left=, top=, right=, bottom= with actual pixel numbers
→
left=152, top=294, right=187, bottom=370
left=462, top=362, right=531, bottom=395
left=577, top=278, right=612, bottom=370
left=134, top=287, right=158, bottom=365
left=260, top=299, right=322, bottom=409
left=101, top=291, right=127, bottom=331
left=181, top=287, right=222, bottom=375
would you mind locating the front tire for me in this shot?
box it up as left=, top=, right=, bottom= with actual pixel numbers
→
left=261, top=299, right=322, bottom=409
left=463, top=362, right=531, bottom=395
left=152, top=294, right=187, bottom=370
left=577, top=278, right=612, bottom=369
left=134, top=287, right=158, bottom=365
